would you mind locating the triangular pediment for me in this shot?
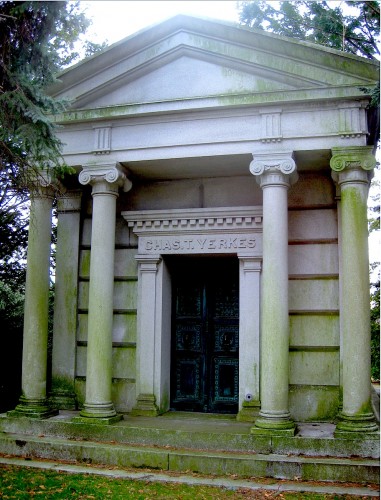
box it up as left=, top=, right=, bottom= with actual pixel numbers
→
left=85, top=54, right=299, bottom=109
left=51, top=15, right=379, bottom=112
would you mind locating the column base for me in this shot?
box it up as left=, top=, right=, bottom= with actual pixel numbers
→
left=236, top=400, right=261, bottom=422
left=73, top=402, right=122, bottom=424
left=72, top=414, right=122, bottom=425
left=131, top=394, right=160, bottom=417
left=334, top=412, right=378, bottom=437
left=251, top=411, right=296, bottom=436
left=7, top=396, right=58, bottom=419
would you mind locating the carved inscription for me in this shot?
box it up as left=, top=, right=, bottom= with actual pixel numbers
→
left=140, top=235, right=257, bottom=254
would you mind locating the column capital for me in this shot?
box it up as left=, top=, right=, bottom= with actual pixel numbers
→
left=79, top=162, right=132, bottom=195
left=29, top=169, right=62, bottom=200
left=249, top=151, right=298, bottom=188
left=330, top=146, right=376, bottom=185
left=237, top=255, right=262, bottom=272
left=135, top=254, right=162, bottom=272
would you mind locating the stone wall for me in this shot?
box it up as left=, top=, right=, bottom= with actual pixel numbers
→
left=76, top=213, right=138, bottom=412
left=288, top=173, right=340, bottom=420
left=74, top=171, right=340, bottom=419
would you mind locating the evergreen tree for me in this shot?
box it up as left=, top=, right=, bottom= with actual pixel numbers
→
left=0, top=1, right=106, bottom=187
left=238, top=1, right=380, bottom=59
left=369, top=184, right=380, bottom=381
left=0, top=1, right=108, bottom=409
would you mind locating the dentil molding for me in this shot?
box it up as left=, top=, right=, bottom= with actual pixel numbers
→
left=122, top=207, right=263, bottom=256
left=122, top=207, right=263, bottom=234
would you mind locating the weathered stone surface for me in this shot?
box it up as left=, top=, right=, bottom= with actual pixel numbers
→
left=16, top=16, right=378, bottom=437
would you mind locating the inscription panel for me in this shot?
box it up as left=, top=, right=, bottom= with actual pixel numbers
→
left=139, top=233, right=262, bottom=255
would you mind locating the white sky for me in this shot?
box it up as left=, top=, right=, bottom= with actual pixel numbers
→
left=80, top=1, right=240, bottom=46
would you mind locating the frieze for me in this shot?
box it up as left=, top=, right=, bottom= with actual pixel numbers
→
left=140, top=235, right=258, bottom=254
left=123, top=207, right=263, bottom=256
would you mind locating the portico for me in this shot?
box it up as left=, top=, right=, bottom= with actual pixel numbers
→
left=7, top=16, right=379, bottom=440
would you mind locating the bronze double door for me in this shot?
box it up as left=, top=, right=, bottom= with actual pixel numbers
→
left=170, top=257, right=239, bottom=413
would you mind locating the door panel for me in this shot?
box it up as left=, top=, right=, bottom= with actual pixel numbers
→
left=170, top=258, right=239, bottom=413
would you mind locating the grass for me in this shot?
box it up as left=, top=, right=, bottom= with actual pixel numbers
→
left=0, top=464, right=374, bottom=499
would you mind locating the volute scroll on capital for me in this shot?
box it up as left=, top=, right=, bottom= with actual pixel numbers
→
left=249, top=158, right=296, bottom=176
left=330, top=146, right=376, bottom=186
left=79, top=163, right=132, bottom=193
left=330, top=149, right=377, bottom=173
left=28, top=168, right=64, bottom=200
left=249, top=151, right=298, bottom=187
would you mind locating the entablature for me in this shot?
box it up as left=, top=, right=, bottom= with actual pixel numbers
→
left=122, top=206, right=263, bottom=256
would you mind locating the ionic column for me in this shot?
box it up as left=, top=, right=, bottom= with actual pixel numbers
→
left=330, top=146, right=378, bottom=435
left=249, top=152, right=297, bottom=435
left=132, top=255, right=162, bottom=416
left=51, top=191, right=82, bottom=409
left=75, top=163, right=131, bottom=424
left=8, top=175, right=58, bottom=418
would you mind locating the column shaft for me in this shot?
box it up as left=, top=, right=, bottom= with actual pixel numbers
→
left=331, top=146, right=378, bottom=435
left=76, top=163, right=130, bottom=424
left=9, top=187, right=58, bottom=418
left=79, top=183, right=120, bottom=421
left=261, top=183, right=290, bottom=414
left=249, top=152, right=297, bottom=435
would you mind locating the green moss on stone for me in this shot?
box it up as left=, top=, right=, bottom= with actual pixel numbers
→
left=51, top=376, right=75, bottom=394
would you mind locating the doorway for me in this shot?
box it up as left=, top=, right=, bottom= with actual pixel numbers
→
left=170, top=257, right=239, bottom=413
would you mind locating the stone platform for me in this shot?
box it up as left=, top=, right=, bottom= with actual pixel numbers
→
left=0, top=411, right=379, bottom=484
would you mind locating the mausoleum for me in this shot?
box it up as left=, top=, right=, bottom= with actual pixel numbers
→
left=7, top=15, right=380, bottom=442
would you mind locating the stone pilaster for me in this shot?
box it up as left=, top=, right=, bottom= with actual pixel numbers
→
left=249, top=152, right=297, bottom=435
left=8, top=174, right=58, bottom=419
left=50, top=191, right=82, bottom=410
left=132, top=255, right=162, bottom=416
left=74, top=163, right=131, bottom=424
left=330, top=146, right=378, bottom=436
left=237, top=256, right=261, bottom=422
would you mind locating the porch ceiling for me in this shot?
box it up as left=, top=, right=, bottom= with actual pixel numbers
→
left=121, top=150, right=332, bottom=181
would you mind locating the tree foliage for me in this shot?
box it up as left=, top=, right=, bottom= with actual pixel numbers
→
left=370, top=273, right=380, bottom=381
left=0, top=1, right=107, bottom=188
left=238, top=1, right=380, bottom=60
left=0, top=1, right=107, bottom=276
left=369, top=181, right=380, bottom=381
left=0, top=1, right=108, bottom=410
left=0, top=176, right=29, bottom=287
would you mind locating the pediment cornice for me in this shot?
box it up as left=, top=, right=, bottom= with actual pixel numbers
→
left=50, top=15, right=379, bottom=114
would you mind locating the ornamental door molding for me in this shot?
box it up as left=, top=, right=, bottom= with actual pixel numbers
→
left=122, top=206, right=263, bottom=257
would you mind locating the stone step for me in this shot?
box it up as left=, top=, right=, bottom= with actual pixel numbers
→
left=0, top=431, right=378, bottom=484
left=0, top=413, right=379, bottom=459
left=1, top=456, right=379, bottom=498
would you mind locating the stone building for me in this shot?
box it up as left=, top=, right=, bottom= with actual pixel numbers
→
left=9, top=15, right=379, bottom=437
